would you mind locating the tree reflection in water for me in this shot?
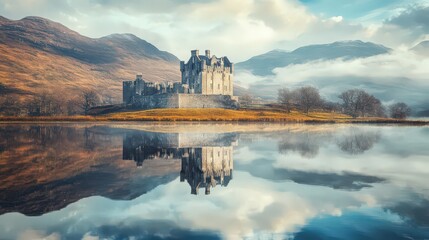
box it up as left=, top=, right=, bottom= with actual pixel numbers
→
left=277, top=131, right=331, bottom=158
left=336, top=128, right=381, bottom=155
left=277, top=127, right=381, bottom=158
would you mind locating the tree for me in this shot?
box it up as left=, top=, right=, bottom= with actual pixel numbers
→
left=277, top=88, right=295, bottom=113
left=389, top=102, right=411, bottom=119
left=0, top=95, right=23, bottom=116
left=81, top=91, right=100, bottom=115
left=294, top=86, right=322, bottom=114
left=338, top=89, right=384, bottom=118
left=322, top=100, right=342, bottom=113
left=67, top=98, right=82, bottom=115
left=26, top=92, right=67, bottom=116
left=239, top=94, right=253, bottom=108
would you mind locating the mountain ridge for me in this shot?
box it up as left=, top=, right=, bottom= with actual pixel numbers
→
left=236, top=40, right=391, bottom=76
left=411, top=40, right=429, bottom=56
left=0, top=15, right=180, bottom=102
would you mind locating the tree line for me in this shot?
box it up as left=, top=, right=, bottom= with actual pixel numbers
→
left=0, top=90, right=104, bottom=116
left=275, top=86, right=411, bottom=119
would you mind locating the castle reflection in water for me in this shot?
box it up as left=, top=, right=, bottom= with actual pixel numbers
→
left=122, top=131, right=237, bottom=195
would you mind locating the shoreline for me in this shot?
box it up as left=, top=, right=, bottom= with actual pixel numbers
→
left=0, top=109, right=428, bottom=125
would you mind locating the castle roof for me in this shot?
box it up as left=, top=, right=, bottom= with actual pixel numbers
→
left=195, top=54, right=231, bottom=67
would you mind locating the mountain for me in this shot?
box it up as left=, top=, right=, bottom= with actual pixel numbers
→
left=411, top=41, right=429, bottom=56
left=236, top=40, right=391, bottom=76
left=0, top=16, right=180, bottom=102
left=0, top=125, right=181, bottom=216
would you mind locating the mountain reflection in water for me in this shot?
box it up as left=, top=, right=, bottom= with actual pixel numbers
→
left=0, top=123, right=429, bottom=240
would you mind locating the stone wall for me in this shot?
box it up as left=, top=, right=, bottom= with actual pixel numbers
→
left=133, top=93, right=238, bottom=109
left=134, top=93, right=179, bottom=109
left=178, top=94, right=237, bottom=109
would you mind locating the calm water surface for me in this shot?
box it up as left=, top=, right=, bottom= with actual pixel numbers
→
left=0, top=123, right=428, bottom=240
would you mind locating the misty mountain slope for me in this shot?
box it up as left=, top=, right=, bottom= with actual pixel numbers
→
left=0, top=16, right=180, bottom=101
left=236, top=41, right=391, bottom=76
left=235, top=42, right=429, bottom=115
left=411, top=41, right=429, bottom=56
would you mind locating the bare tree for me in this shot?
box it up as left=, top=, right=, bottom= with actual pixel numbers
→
left=26, top=92, right=67, bottom=116
left=0, top=95, right=23, bottom=116
left=67, top=98, right=82, bottom=115
left=294, top=86, right=322, bottom=114
left=338, top=89, right=384, bottom=118
left=337, top=128, right=381, bottom=155
left=389, top=102, right=411, bottom=119
left=277, top=88, right=295, bottom=113
left=81, top=91, right=100, bottom=115
left=322, top=100, right=342, bottom=113
left=239, top=94, right=253, bottom=108
left=338, top=89, right=360, bottom=117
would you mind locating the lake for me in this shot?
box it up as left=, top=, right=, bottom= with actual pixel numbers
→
left=0, top=123, right=428, bottom=240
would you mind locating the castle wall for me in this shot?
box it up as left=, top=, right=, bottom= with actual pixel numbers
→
left=124, top=50, right=236, bottom=108
left=178, top=94, right=237, bottom=109
left=134, top=93, right=179, bottom=109
left=133, top=94, right=238, bottom=110
left=201, top=67, right=233, bottom=96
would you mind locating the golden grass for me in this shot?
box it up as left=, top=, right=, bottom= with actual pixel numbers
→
left=1, top=108, right=427, bottom=125
left=104, top=108, right=350, bottom=122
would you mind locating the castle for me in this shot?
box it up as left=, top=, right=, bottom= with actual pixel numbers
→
left=123, top=50, right=238, bottom=109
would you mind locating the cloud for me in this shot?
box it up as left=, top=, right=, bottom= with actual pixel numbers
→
left=239, top=159, right=385, bottom=191
left=371, top=4, right=429, bottom=47
left=0, top=0, right=316, bottom=60
left=238, top=49, right=429, bottom=111
left=330, top=16, right=343, bottom=23
left=1, top=125, right=429, bottom=239
left=0, top=0, right=392, bottom=61
left=1, top=0, right=429, bottom=61
left=17, top=230, right=60, bottom=240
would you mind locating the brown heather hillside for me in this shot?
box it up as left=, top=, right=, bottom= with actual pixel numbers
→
left=0, top=16, right=180, bottom=102
left=0, top=124, right=181, bottom=215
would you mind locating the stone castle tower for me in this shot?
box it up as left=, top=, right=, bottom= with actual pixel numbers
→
left=180, top=50, right=234, bottom=95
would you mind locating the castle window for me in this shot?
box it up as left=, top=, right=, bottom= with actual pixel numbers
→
left=218, top=84, right=220, bottom=90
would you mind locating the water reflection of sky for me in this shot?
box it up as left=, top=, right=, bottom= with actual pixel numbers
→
left=1, top=124, right=429, bottom=240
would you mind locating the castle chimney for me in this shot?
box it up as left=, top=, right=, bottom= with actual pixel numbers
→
left=205, top=50, right=211, bottom=58
left=191, top=50, right=199, bottom=56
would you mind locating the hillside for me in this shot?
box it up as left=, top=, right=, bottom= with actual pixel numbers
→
left=0, top=16, right=180, bottom=102
left=411, top=41, right=429, bottom=56
left=0, top=125, right=180, bottom=215
left=236, top=40, right=391, bottom=76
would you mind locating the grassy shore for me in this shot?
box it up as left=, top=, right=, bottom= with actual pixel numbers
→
left=0, top=108, right=428, bottom=125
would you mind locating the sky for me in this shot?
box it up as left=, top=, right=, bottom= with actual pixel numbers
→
left=1, top=0, right=429, bottom=61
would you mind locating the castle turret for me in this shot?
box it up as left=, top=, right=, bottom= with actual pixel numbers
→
left=123, top=81, right=134, bottom=104
left=135, top=74, right=145, bottom=96
left=205, top=50, right=211, bottom=58
left=191, top=50, right=199, bottom=56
